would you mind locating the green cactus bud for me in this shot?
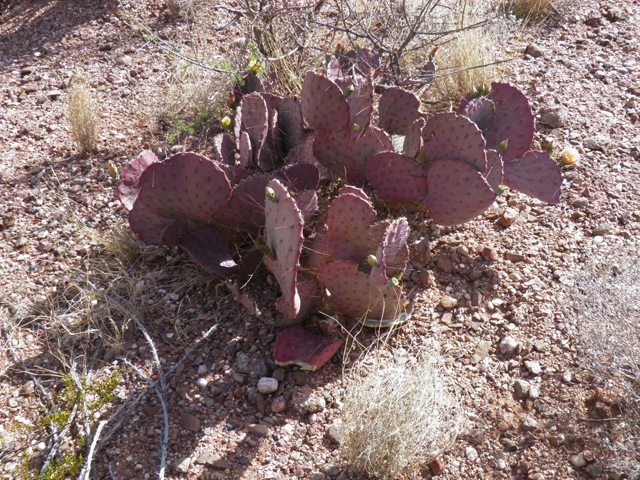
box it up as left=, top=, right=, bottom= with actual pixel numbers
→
left=545, top=140, right=554, bottom=155
left=367, top=254, right=378, bottom=267
left=386, top=277, right=400, bottom=288
left=107, top=161, right=119, bottom=181
left=265, top=186, right=278, bottom=203
left=415, top=148, right=426, bottom=164
left=497, top=139, right=509, bottom=154
left=221, top=116, right=232, bottom=129
left=346, top=85, right=355, bottom=97
left=352, top=123, right=361, bottom=133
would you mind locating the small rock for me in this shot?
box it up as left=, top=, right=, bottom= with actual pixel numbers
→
left=496, top=458, right=507, bottom=470
left=549, top=433, right=565, bottom=447
left=46, top=90, right=63, bottom=100
left=541, top=108, right=568, bottom=128
left=170, top=144, right=186, bottom=154
left=499, top=336, right=520, bottom=356
left=180, top=413, right=201, bottom=432
left=514, top=379, right=531, bottom=399
left=196, top=378, right=208, bottom=389
left=525, top=44, right=545, bottom=58
left=592, top=223, right=611, bottom=236
left=498, top=208, right=518, bottom=227
left=292, top=386, right=326, bottom=414
left=471, top=341, right=491, bottom=365
left=271, top=396, right=286, bottom=413
left=521, top=416, right=538, bottom=431
left=418, top=268, right=436, bottom=287
left=573, top=198, right=589, bottom=208
left=471, top=290, right=483, bottom=307
left=467, top=428, right=485, bottom=445
left=257, top=377, right=278, bottom=394
left=272, top=368, right=285, bottom=381
left=469, top=269, right=483, bottom=281
left=524, top=360, right=542, bottom=375
left=437, top=258, right=453, bottom=273
left=429, top=458, right=445, bottom=476
left=326, top=424, right=343, bottom=444
left=505, top=252, right=526, bottom=263
left=19, top=381, right=35, bottom=395
left=528, top=473, right=545, bottom=480
left=173, top=456, right=191, bottom=473
left=439, top=296, right=458, bottom=309
left=529, top=383, right=541, bottom=399
left=14, top=236, right=27, bottom=248
left=321, top=464, right=340, bottom=476
left=292, top=371, right=310, bottom=386
left=196, top=452, right=231, bottom=470
left=605, top=7, right=628, bottom=22
left=466, top=446, right=479, bottom=462
left=481, top=246, right=498, bottom=262
left=582, top=450, right=595, bottom=462
left=248, top=424, right=269, bottom=437
left=116, top=55, right=133, bottom=66
left=570, top=453, right=587, bottom=468
left=583, top=137, right=606, bottom=152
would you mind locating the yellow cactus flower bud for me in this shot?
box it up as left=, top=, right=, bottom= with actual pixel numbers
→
left=560, top=146, right=580, bottom=166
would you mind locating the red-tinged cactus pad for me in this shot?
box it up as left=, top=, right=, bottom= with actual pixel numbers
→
left=301, top=72, right=350, bottom=134
left=460, top=97, right=496, bottom=131
left=277, top=97, right=304, bottom=155
left=294, top=191, right=318, bottom=223
left=220, top=134, right=235, bottom=166
left=327, top=190, right=386, bottom=263
left=422, top=113, right=487, bottom=172
left=484, top=150, right=504, bottom=194
left=133, top=153, right=232, bottom=223
left=376, top=218, right=410, bottom=278
left=426, top=158, right=497, bottom=226
left=239, top=131, right=253, bottom=168
left=128, top=202, right=174, bottom=246
left=459, top=83, right=535, bottom=162
left=347, top=82, right=374, bottom=133
left=403, top=118, right=425, bottom=158
left=312, top=129, right=353, bottom=178
left=366, top=152, right=429, bottom=205
left=378, top=87, right=422, bottom=135
left=118, top=150, right=158, bottom=211
left=274, top=163, right=320, bottom=192
left=215, top=174, right=270, bottom=234
left=179, top=226, right=237, bottom=278
left=276, top=277, right=321, bottom=327
left=503, top=151, right=563, bottom=204
left=273, top=327, right=344, bottom=371
left=264, top=179, right=305, bottom=320
left=320, top=261, right=406, bottom=321
left=239, top=94, right=269, bottom=164
left=348, top=126, right=393, bottom=182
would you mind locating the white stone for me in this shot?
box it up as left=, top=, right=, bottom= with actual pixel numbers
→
left=258, top=377, right=279, bottom=394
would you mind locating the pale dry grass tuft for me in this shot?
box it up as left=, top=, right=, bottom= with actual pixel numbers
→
left=566, top=246, right=640, bottom=477
left=67, top=76, right=100, bottom=154
left=340, top=342, right=466, bottom=479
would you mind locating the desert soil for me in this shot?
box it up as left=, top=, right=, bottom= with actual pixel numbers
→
left=1, top=1, right=640, bottom=479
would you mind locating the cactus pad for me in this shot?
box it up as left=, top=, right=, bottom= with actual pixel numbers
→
left=273, top=327, right=344, bottom=371
left=277, top=97, right=304, bottom=155
left=366, top=152, right=429, bottom=205
left=503, top=151, right=563, bottom=204
left=220, top=134, right=235, bottom=166
left=484, top=149, right=504, bottom=193
left=264, top=179, right=305, bottom=320
left=459, top=83, right=535, bottom=162
left=119, top=150, right=158, bottom=211
left=422, top=113, right=487, bottom=172
left=294, top=191, right=318, bottom=223
left=378, top=87, right=422, bottom=135
left=179, top=226, right=237, bottom=278
left=375, top=218, right=410, bottom=278
left=301, top=72, right=350, bottom=133
left=425, top=158, right=496, bottom=225
left=320, top=261, right=405, bottom=321
left=326, top=188, right=386, bottom=263
left=403, top=118, right=425, bottom=158
left=347, top=81, right=374, bottom=133
left=460, top=97, right=496, bottom=131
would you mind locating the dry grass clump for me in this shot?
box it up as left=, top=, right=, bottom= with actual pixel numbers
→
left=67, top=76, right=100, bottom=155
left=340, top=342, right=466, bottom=479
left=166, top=0, right=195, bottom=19
left=566, top=246, right=640, bottom=477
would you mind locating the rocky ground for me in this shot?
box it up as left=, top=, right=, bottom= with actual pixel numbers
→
left=1, top=0, right=640, bottom=479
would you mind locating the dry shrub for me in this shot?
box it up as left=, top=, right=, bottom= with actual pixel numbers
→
left=566, top=246, right=640, bottom=477
left=67, top=76, right=99, bottom=154
left=340, top=342, right=466, bottom=479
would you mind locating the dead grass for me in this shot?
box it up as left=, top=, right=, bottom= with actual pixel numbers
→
left=67, top=76, right=100, bottom=155
left=565, top=246, right=640, bottom=477
left=339, top=341, right=466, bottom=479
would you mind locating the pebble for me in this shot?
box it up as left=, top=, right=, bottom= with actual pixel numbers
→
left=499, top=336, right=519, bottom=356
left=525, top=44, right=545, bottom=58
left=499, top=208, right=518, bottom=227
left=437, top=257, right=453, bottom=273
left=196, top=378, right=208, bottom=389
left=471, top=341, right=491, bottom=365
left=429, top=458, right=445, bottom=476
left=173, top=456, right=191, bottom=473
left=258, top=377, right=278, bottom=394
left=465, top=446, right=479, bottom=462
left=570, top=453, right=587, bottom=468
left=528, top=473, right=545, bottom=480
left=271, top=396, right=286, bottom=413
left=37, top=442, right=46, bottom=451
left=524, top=360, right=542, bottom=375
left=321, top=464, right=340, bottom=476
left=14, top=236, right=27, bottom=248
left=496, top=458, right=507, bottom=470
left=292, top=371, right=310, bottom=386
left=439, top=296, right=458, bottom=309
left=529, top=383, right=541, bottom=399
left=592, top=223, right=611, bottom=236
left=549, top=433, right=565, bottom=447
left=197, top=364, right=208, bottom=375
left=481, top=246, right=498, bottom=262
left=180, top=413, right=201, bottom=432
left=541, top=108, right=568, bottom=128
left=514, top=379, right=531, bottom=399
left=326, top=423, right=343, bottom=444
left=292, top=386, right=326, bottom=414
left=8, top=398, right=18, bottom=407
left=248, top=424, right=269, bottom=437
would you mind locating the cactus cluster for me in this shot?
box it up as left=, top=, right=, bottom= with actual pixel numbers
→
left=118, top=55, right=564, bottom=368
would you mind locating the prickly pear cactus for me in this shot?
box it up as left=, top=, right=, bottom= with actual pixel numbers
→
left=503, top=151, right=563, bottom=204
left=378, top=86, right=422, bottom=135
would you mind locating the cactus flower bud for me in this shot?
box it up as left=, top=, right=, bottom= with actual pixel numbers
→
left=387, top=277, right=400, bottom=288
left=367, top=254, right=378, bottom=267
left=352, top=123, right=362, bottom=133
left=545, top=140, right=554, bottom=155
left=107, top=160, right=119, bottom=180
left=265, top=186, right=278, bottom=203
left=346, top=85, right=355, bottom=97
left=221, top=116, right=232, bottom=129
left=497, top=139, right=509, bottom=154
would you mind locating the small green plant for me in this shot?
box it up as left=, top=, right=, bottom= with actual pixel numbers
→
left=165, top=110, right=213, bottom=144
left=39, top=451, right=83, bottom=480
